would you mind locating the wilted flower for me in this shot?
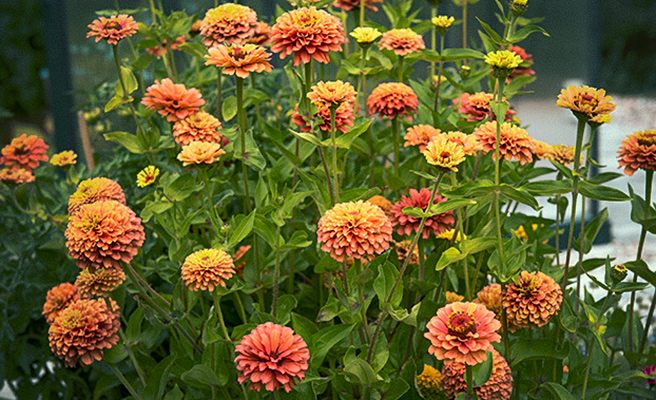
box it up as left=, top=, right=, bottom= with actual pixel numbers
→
left=643, top=365, right=656, bottom=385
left=235, top=322, right=310, bottom=392
left=181, top=248, right=236, bottom=291
left=416, top=364, right=442, bottom=399
left=136, top=165, right=160, bottom=188
left=453, top=92, right=516, bottom=122
left=86, top=14, right=138, bottom=45
left=367, top=82, right=419, bottom=120
left=424, top=135, right=467, bottom=172
left=502, top=271, right=563, bottom=331
left=395, top=240, right=420, bottom=264
left=75, top=268, right=126, bottom=297
left=366, top=195, right=392, bottom=217
left=473, top=283, right=502, bottom=316
left=200, top=4, right=259, bottom=47
left=508, top=45, right=535, bottom=81
left=390, top=188, right=455, bottom=239
left=473, top=121, right=536, bottom=165
left=379, top=28, right=426, bottom=56
left=177, top=141, right=226, bottom=166
left=50, top=151, right=77, bottom=167
left=0, top=167, right=35, bottom=184
left=404, top=124, right=442, bottom=153
left=333, top=0, right=383, bottom=11
left=172, top=111, right=223, bottom=147
left=291, top=102, right=355, bottom=134
left=1, top=133, right=49, bottom=170
left=206, top=43, right=273, bottom=79
left=142, top=78, right=205, bottom=122
left=445, top=291, right=464, bottom=303
left=307, top=81, right=357, bottom=109
left=442, top=350, right=513, bottom=400
left=350, top=27, right=382, bottom=44
left=42, top=283, right=81, bottom=324
left=145, top=35, right=186, bottom=56
left=556, top=85, right=616, bottom=120
left=617, top=130, right=656, bottom=176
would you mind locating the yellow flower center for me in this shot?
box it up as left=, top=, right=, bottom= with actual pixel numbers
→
left=637, top=130, right=656, bottom=146
left=447, top=310, right=476, bottom=335
left=60, top=309, right=83, bottom=328
left=517, top=276, right=538, bottom=293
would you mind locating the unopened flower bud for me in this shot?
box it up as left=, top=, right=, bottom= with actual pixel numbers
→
left=459, top=65, right=471, bottom=80
left=510, top=0, right=528, bottom=16
left=220, top=224, right=230, bottom=236
left=611, top=264, right=627, bottom=283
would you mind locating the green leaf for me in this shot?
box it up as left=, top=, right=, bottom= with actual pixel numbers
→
left=477, top=18, right=505, bottom=44
left=104, top=95, right=128, bottom=112
left=508, top=24, right=550, bottom=43
left=435, top=247, right=466, bottom=271
left=104, top=131, right=144, bottom=153
left=181, top=364, right=225, bottom=388
left=163, top=385, right=184, bottom=400
left=142, top=354, right=177, bottom=400
left=472, top=351, right=493, bottom=388
left=227, top=209, right=256, bottom=249
left=222, top=96, right=237, bottom=121
left=374, top=262, right=402, bottom=309
left=177, top=42, right=207, bottom=60
left=403, top=198, right=476, bottom=219
left=587, top=172, right=624, bottom=184
left=625, top=260, right=656, bottom=287
left=332, top=119, right=372, bottom=149
left=384, top=379, right=410, bottom=400
left=243, top=88, right=269, bottom=106
left=407, top=48, right=486, bottom=62
left=578, top=180, right=630, bottom=201
left=115, top=66, right=138, bottom=97
left=575, top=207, right=608, bottom=254
left=343, top=358, right=379, bottom=386
left=510, top=338, right=567, bottom=366
left=522, top=179, right=572, bottom=195
left=340, top=187, right=381, bottom=202
left=543, top=383, right=577, bottom=400
left=163, top=173, right=202, bottom=202
left=289, top=129, right=322, bottom=146
left=499, top=184, right=540, bottom=210
left=310, top=324, right=355, bottom=369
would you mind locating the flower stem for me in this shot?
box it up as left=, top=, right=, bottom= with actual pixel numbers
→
left=107, top=361, right=143, bottom=400
left=636, top=169, right=654, bottom=353
left=430, top=5, right=437, bottom=78
left=212, top=290, right=231, bottom=342
left=272, top=249, right=281, bottom=318
left=393, top=116, right=401, bottom=175
left=330, top=107, right=340, bottom=203
left=199, top=167, right=223, bottom=236
left=465, top=364, right=473, bottom=395
left=397, top=55, right=404, bottom=82
left=118, top=329, right=146, bottom=385
left=216, top=69, right=223, bottom=120
left=236, top=77, right=252, bottom=213
left=433, top=34, right=446, bottom=112
left=493, top=78, right=507, bottom=271
left=354, top=259, right=371, bottom=342
left=581, top=340, right=595, bottom=399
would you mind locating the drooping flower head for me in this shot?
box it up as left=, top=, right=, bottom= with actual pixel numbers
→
left=145, top=35, right=186, bottom=57
left=390, top=188, right=455, bottom=239
left=617, top=130, right=656, bottom=176
left=473, top=121, right=536, bottom=165
left=206, top=43, right=273, bottom=79
left=270, top=7, right=347, bottom=66
left=136, top=165, right=160, bottom=188
left=291, top=102, right=355, bottom=134
left=453, top=92, right=516, bottom=122
left=0, top=168, right=35, bottom=184
left=86, top=14, right=138, bottom=45
left=442, top=350, right=513, bottom=399
left=473, top=283, right=502, bottom=316
left=317, top=200, right=393, bottom=262
left=200, top=4, right=259, bottom=48
left=307, top=81, right=357, bottom=109
left=50, top=151, right=77, bottom=167
left=181, top=248, right=236, bottom=291
left=177, top=141, right=226, bottom=166
left=65, top=200, right=145, bottom=270
left=404, top=125, right=442, bottom=153
left=67, top=177, right=126, bottom=216
left=333, top=0, right=383, bottom=11
left=48, top=298, right=120, bottom=367
left=556, top=85, right=616, bottom=121
left=42, top=283, right=81, bottom=324
left=502, top=271, right=563, bottom=332
left=379, top=28, right=426, bottom=56
left=172, top=111, right=223, bottom=147
left=350, top=27, right=382, bottom=45
left=142, top=78, right=205, bottom=122
left=235, top=322, right=310, bottom=392
left=432, top=15, right=455, bottom=36
left=643, top=365, right=656, bottom=386
left=425, top=301, right=501, bottom=365
left=416, top=364, right=442, bottom=399
left=75, top=268, right=126, bottom=298
left=367, top=82, right=418, bottom=120
left=424, top=135, right=467, bottom=172
left=1, top=133, right=49, bottom=170
left=508, top=45, right=535, bottom=81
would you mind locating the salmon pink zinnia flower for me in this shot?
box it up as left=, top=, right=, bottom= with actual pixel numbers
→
left=390, top=188, right=455, bottom=239
left=200, top=4, right=259, bottom=48
left=172, top=111, right=223, bottom=147
left=379, top=28, right=426, bottom=56
left=181, top=249, right=236, bottom=291
left=367, top=82, right=419, bottom=120
left=453, top=92, right=516, bottom=122
left=86, top=14, right=138, bottom=45
left=333, top=0, right=383, bottom=11
left=307, top=81, right=357, bottom=109
left=617, top=130, right=656, bottom=176
left=205, top=43, right=273, bottom=79
left=443, top=131, right=483, bottom=156
left=474, top=283, right=502, bottom=316
left=142, top=78, right=205, bottom=122
left=508, top=45, right=535, bottom=81
left=502, top=271, right=563, bottom=332
left=473, top=121, right=536, bottom=165
left=291, top=102, right=355, bottom=134
left=404, top=125, right=442, bottom=153
left=1, top=133, right=49, bottom=170
left=42, top=283, right=81, bottom=324
left=67, top=177, right=126, bottom=216
left=442, top=350, right=513, bottom=399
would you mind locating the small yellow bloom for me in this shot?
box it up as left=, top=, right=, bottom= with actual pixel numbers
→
left=484, top=50, right=523, bottom=69
left=514, top=0, right=528, bottom=5
left=432, top=15, right=455, bottom=30
left=445, top=291, right=464, bottom=303
left=514, top=224, right=538, bottom=241
left=416, top=364, right=442, bottom=398
left=424, top=135, right=466, bottom=172
left=350, top=27, right=382, bottom=44
left=136, top=165, right=160, bottom=187
left=50, top=151, right=77, bottom=167
left=436, top=228, right=466, bottom=242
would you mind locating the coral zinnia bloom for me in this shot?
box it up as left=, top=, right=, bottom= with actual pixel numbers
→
left=235, top=322, right=310, bottom=392
left=172, top=111, right=223, bottom=146
left=556, top=85, right=616, bottom=120
left=42, top=283, right=81, bottom=324
left=367, top=82, right=419, bottom=120
left=50, top=151, right=77, bottom=166
left=145, top=35, right=186, bottom=56
left=424, top=301, right=501, bottom=366
left=502, top=271, right=563, bottom=332
left=416, top=364, right=442, bottom=399
left=206, top=43, right=273, bottom=79
left=65, top=200, right=145, bottom=270
left=1, top=133, right=49, bottom=170
left=0, top=167, right=35, bottom=184
left=474, top=283, right=502, bottom=316
left=390, top=188, right=455, bottom=239
left=379, top=28, right=426, bottom=56
left=67, top=177, right=126, bottom=216
left=181, top=249, right=235, bottom=291
left=366, top=195, right=392, bottom=217
left=445, top=291, right=465, bottom=304
left=136, top=165, right=160, bottom=188
left=473, top=121, right=536, bottom=165
left=453, top=92, right=516, bottom=122
left=270, top=7, right=347, bottom=66
left=443, top=131, right=483, bottom=156
left=317, top=200, right=393, bottom=262
left=142, top=78, right=205, bottom=122
left=49, top=298, right=120, bottom=367
left=333, top=0, right=383, bottom=11
left=307, top=81, right=357, bottom=109
left=617, top=130, right=656, bottom=176
left=200, top=4, right=259, bottom=47
left=177, top=141, right=226, bottom=166
left=291, top=102, right=355, bottom=134
left=76, top=268, right=126, bottom=297
left=86, top=14, right=138, bottom=45
left=442, top=350, right=513, bottom=399
left=424, top=135, right=467, bottom=172
left=404, top=125, right=442, bottom=153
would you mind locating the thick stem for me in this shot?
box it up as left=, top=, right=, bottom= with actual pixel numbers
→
left=330, top=107, right=340, bottom=203
left=397, top=55, right=404, bottom=82
left=493, top=78, right=506, bottom=271
left=462, top=2, right=468, bottom=52
left=430, top=6, right=437, bottom=78
left=392, top=116, right=401, bottom=175
left=236, top=77, right=252, bottom=213
left=465, top=364, right=473, bottom=395
left=636, top=169, right=655, bottom=353
left=107, top=361, right=143, bottom=400
left=317, top=145, right=336, bottom=206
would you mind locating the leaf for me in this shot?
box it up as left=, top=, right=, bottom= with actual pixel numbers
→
left=625, top=260, right=656, bottom=288
left=104, top=95, right=127, bottom=113
left=142, top=354, right=177, bottom=400
left=407, top=48, right=485, bottom=62
left=163, top=173, right=202, bottom=202
left=332, top=119, right=372, bottom=149
left=403, top=199, right=476, bottom=219
left=578, top=180, right=630, bottom=201
left=508, top=24, right=550, bottom=43
left=343, top=358, right=379, bottom=386
left=226, top=209, right=256, bottom=249
left=289, top=129, right=321, bottom=146
left=435, top=247, right=466, bottom=271
left=477, top=18, right=505, bottom=44
left=574, top=208, right=608, bottom=254
left=499, top=184, right=540, bottom=210
left=543, top=383, right=577, bottom=400
left=177, top=42, right=207, bottom=60
left=374, top=262, right=402, bottom=309
left=340, top=187, right=381, bottom=202
left=522, top=179, right=572, bottom=195
left=510, top=338, right=567, bottom=366
left=115, top=66, right=138, bottom=97
left=181, top=364, right=225, bottom=388
left=104, top=131, right=144, bottom=154
left=222, top=96, right=237, bottom=121
left=310, top=324, right=355, bottom=369
left=472, top=351, right=493, bottom=388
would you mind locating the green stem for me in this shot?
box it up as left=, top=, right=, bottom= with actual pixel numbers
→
left=430, top=6, right=437, bottom=78
left=462, top=1, right=468, bottom=52
left=501, top=282, right=512, bottom=363
left=465, top=364, right=473, bottom=395
left=359, top=0, right=365, bottom=27
left=232, top=292, right=248, bottom=323
left=236, top=77, right=252, bottom=213
left=272, top=249, right=281, bottom=317
left=397, top=56, right=404, bottom=82
left=199, top=167, right=223, bottom=236
left=212, top=290, right=231, bottom=341
left=493, top=78, right=506, bottom=271
left=393, top=116, right=400, bottom=175
left=107, top=361, right=143, bottom=400
left=637, top=169, right=655, bottom=353
left=581, top=340, right=595, bottom=399
left=216, top=69, right=223, bottom=120
left=330, top=107, right=340, bottom=203
left=355, top=259, right=371, bottom=342
left=118, top=329, right=146, bottom=385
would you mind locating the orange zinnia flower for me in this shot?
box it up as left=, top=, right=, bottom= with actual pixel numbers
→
left=50, top=151, right=77, bottom=167
left=379, top=28, right=426, bottom=56
left=473, top=283, right=502, bottom=316
left=48, top=298, right=120, bottom=367
left=172, top=111, right=223, bottom=146
left=617, top=130, right=656, bottom=176
left=181, top=249, right=235, bottom=291
left=366, top=195, right=392, bottom=217
left=291, top=102, right=356, bottom=134
left=424, top=135, right=467, bottom=172
left=556, top=85, right=616, bottom=120
left=307, top=81, right=357, bottom=109
left=200, top=4, right=259, bottom=48
left=445, top=291, right=465, bottom=304
left=473, top=121, right=536, bottom=165
left=317, top=200, right=393, bottom=262
left=442, top=350, right=513, bottom=400
left=235, top=322, right=310, bottom=392
left=0, top=167, right=34, bottom=184
left=142, top=78, right=205, bottom=122
left=367, top=82, right=418, bottom=120
left=271, top=7, right=347, bottom=66
left=145, top=35, right=186, bottom=56
left=544, top=143, right=578, bottom=166
left=424, top=301, right=501, bottom=365
left=404, top=125, right=442, bottom=153
left=67, top=177, right=126, bottom=216
left=75, top=268, right=126, bottom=297
left=390, top=188, right=455, bottom=239
left=502, top=271, right=563, bottom=332
left=333, top=0, right=383, bottom=11
left=65, top=200, right=145, bottom=270
left=1, top=133, right=49, bottom=170
left=206, top=43, right=273, bottom=79
left=86, top=14, right=138, bottom=45
left=453, top=92, right=516, bottom=122
left=177, top=141, right=226, bottom=166
left=246, top=22, right=272, bottom=45
left=42, top=283, right=81, bottom=324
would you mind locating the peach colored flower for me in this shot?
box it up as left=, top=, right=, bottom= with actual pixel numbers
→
left=617, top=130, right=656, bottom=176
left=366, top=195, right=392, bottom=217
left=200, top=4, right=259, bottom=47
left=395, top=240, right=420, bottom=265
left=416, top=364, right=442, bottom=398
left=317, top=200, right=393, bottom=262
left=443, top=131, right=483, bottom=156
left=181, top=248, right=235, bottom=291
left=246, top=22, right=272, bottom=45
left=50, top=151, right=77, bottom=166
left=445, top=291, right=464, bottom=304
left=453, top=92, right=516, bottom=122
left=270, top=7, right=347, bottom=66
left=177, top=141, right=226, bottom=166
left=404, top=125, right=442, bottom=153
left=42, top=283, right=81, bottom=324
left=424, top=301, right=501, bottom=366
left=86, top=14, right=138, bottom=45
left=1, top=133, right=49, bottom=170
left=367, top=82, right=418, bottom=120
left=473, top=283, right=502, bottom=316
left=502, top=271, right=563, bottom=332
left=390, top=188, right=455, bottom=239
left=67, top=177, right=126, bottom=216
left=556, top=85, right=616, bottom=120
left=442, top=350, right=513, bottom=399
left=235, top=322, right=310, bottom=392
left=291, top=102, right=355, bottom=134
left=379, top=28, right=425, bottom=56
left=136, top=165, right=159, bottom=188
left=65, top=200, right=145, bottom=270
left=508, top=45, right=535, bottom=81
left=0, top=167, right=34, bottom=184
left=206, top=43, right=273, bottom=79
left=48, top=298, right=120, bottom=367
left=172, top=111, right=223, bottom=146
left=307, top=81, right=357, bottom=109
left=75, top=268, right=126, bottom=297
left=536, top=142, right=578, bottom=166
left=473, top=121, right=536, bottom=165
left=145, top=35, right=186, bottom=56
left=333, top=0, right=383, bottom=11
left=424, top=135, right=467, bottom=172
left=142, top=78, right=205, bottom=122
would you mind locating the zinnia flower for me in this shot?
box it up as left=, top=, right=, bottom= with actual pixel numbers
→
left=442, top=350, right=513, bottom=399
left=436, top=228, right=465, bottom=242
left=473, top=283, right=502, bottom=316
left=443, top=131, right=483, bottom=156
left=333, top=0, right=383, bottom=11
left=86, top=14, right=138, bottom=45
left=142, top=78, right=205, bottom=122
left=42, top=283, right=81, bottom=324
left=65, top=200, right=145, bottom=270
left=484, top=50, right=523, bottom=69
left=0, top=167, right=35, bottom=184
left=206, top=43, right=273, bottom=79
left=177, top=141, right=226, bottom=166
left=556, top=85, right=616, bottom=120
left=508, top=45, right=535, bottom=81
left=643, top=365, right=656, bottom=385
left=200, top=4, right=259, bottom=47
left=395, top=240, right=420, bottom=264
left=181, top=249, right=235, bottom=291
left=424, top=135, right=467, bottom=172
left=445, top=291, right=465, bottom=303
left=366, top=195, right=392, bottom=217
left=270, top=7, right=347, bottom=66
left=145, top=35, right=186, bottom=56
left=50, top=151, right=77, bottom=167
left=473, top=121, right=536, bottom=165
left=502, top=271, right=563, bottom=332
left=48, top=298, right=120, bottom=367
left=350, top=27, right=382, bottom=44
left=75, top=268, right=126, bottom=297
left=307, top=81, right=357, bottom=109
left=379, top=28, right=426, bottom=56
left=246, top=22, right=272, bottom=45
left=67, top=177, right=126, bottom=216
left=390, top=188, right=455, bottom=239
left=416, top=364, right=442, bottom=399
left=235, top=322, right=310, bottom=392
left=617, top=130, right=656, bottom=176
left=367, top=82, right=419, bottom=120
left=291, top=102, right=355, bottom=134
left=453, top=92, right=516, bottom=122
left=136, top=165, right=159, bottom=188
left=404, top=125, right=442, bottom=153
left=432, top=16, right=455, bottom=35
left=317, top=200, right=393, bottom=262
left=172, top=111, right=223, bottom=146
left=1, top=133, right=49, bottom=170
left=425, top=301, right=501, bottom=365
left=233, top=245, right=251, bottom=280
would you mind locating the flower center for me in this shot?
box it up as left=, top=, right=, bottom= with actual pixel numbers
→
left=637, top=131, right=656, bottom=146
left=60, top=310, right=83, bottom=328
left=517, top=276, right=538, bottom=293
left=575, top=93, right=599, bottom=109
left=103, top=20, right=122, bottom=31
left=447, top=311, right=477, bottom=336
